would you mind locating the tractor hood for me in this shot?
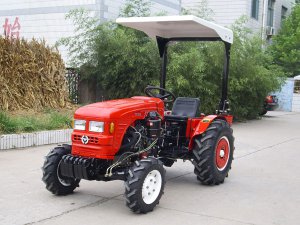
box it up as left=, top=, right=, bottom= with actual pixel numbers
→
left=74, top=96, right=164, bottom=120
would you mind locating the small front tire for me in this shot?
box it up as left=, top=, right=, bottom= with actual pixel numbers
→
left=42, top=147, right=80, bottom=195
left=125, top=157, right=166, bottom=213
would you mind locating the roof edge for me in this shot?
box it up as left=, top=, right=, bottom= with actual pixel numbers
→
left=116, top=15, right=233, bottom=44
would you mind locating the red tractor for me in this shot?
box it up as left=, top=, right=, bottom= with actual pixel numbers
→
left=42, top=15, right=235, bottom=213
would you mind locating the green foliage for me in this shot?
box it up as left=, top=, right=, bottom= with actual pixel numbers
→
left=181, top=0, right=214, bottom=20
left=105, top=0, right=158, bottom=97
left=229, top=21, right=284, bottom=119
left=0, top=110, right=72, bottom=134
left=119, top=0, right=151, bottom=17
left=61, top=1, right=160, bottom=98
left=269, top=4, right=300, bottom=77
left=60, top=7, right=283, bottom=120
left=166, top=18, right=283, bottom=119
left=91, top=24, right=160, bottom=98
left=57, top=8, right=99, bottom=67
left=167, top=42, right=220, bottom=114
left=0, top=111, right=17, bottom=133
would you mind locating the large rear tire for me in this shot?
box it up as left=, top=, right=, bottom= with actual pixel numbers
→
left=42, top=147, right=80, bottom=195
left=192, top=119, right=234, bottom=185
left=125, top=157, right=165, bottom=213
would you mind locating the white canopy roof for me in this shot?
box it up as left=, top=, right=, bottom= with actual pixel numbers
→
left=116, top=15, right=233, bottom=44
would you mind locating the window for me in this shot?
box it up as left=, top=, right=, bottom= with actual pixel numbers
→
left=267, top=0, right=275, bottom=26
left=294, top=80, right=300, bottom=94
left=281, top=6, right=288, bottom=22
left=251, top=0, right=259, bottom=20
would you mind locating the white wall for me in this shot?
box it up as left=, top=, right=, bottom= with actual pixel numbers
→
left=246, top=0, right=264, bottom=33
left=182, top=0, right=248, bottom=25
left=0, top=0, right=98, bottom=63
left=292, top=94, right=300, bottom=112
left=105, top=0, right=180, bottom=20
left=274, top=0, right=295, bottom=32
left=0, top=0, right=180, bottom=64
left=182, top=0, right=295, bottom=33
left=292, top=77, right=300, bottom=112
left=274, top=78, right=294, bottom=111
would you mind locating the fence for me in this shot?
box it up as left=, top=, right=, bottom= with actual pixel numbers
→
left=65, top=68, right=104, bottom=104
left=65, top=68, right=80, bottom=104
left=0, top=129, right=73, bottom=150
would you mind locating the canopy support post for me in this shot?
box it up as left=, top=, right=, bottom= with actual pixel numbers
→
left=218, top=42, right=231, bottom=114
left=157, top=37, right=169, bottom=93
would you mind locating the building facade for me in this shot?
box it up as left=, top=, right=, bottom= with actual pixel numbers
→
left=0, top=0, right=181, bottom=63
left=1, top=0, right=295, bottom=63
left=181, top=0, right=295, bottom=37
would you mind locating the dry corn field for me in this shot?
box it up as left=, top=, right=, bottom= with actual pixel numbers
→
left=0, top=37, right=69, bottom=111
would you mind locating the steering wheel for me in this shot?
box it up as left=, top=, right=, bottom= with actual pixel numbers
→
left=144, top=86, right=176, bottom=103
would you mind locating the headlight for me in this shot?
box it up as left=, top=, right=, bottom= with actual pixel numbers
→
left=74, top=119, right=86, bottom=130
left=89, top=121, right=104, bottom=132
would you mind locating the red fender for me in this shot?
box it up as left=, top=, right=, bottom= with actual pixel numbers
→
left=188, top=115, right=233, bottom=150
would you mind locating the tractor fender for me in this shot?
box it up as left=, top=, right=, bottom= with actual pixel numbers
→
left=188, top=115, right=232, bottom=150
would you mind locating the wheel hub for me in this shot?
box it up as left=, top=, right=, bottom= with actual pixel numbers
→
left=142, top=170, right=162, bottom=204
left=215, top=136, right=230, bottom=171
left=57, top=161, right=73, bottom=186
left=220, top=149, right=225, bottom=158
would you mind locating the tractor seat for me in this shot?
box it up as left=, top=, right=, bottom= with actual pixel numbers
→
left=165, top=97, right=200, bottom=121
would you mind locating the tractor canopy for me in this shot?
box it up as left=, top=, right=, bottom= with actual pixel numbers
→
left=116, top=15, right=233, bottom=44
left=116, top=15, right=234, bottom=114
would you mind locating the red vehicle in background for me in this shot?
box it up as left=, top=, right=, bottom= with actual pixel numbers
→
left=260, top=95, right=279, bottom=115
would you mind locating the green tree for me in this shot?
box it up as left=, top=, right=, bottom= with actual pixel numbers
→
left=57, top=8, right=99, bottom=67
left=181, top=0, right=214, bottom=20
left=119, top=0, right=151, bottom=17
left=59, top=1, right=158, bottom=99
left=166, top=18, right=283, bottom=119
left=269, top=4, right=300, bottom=76
left=91, top=23, right=160, bottom=98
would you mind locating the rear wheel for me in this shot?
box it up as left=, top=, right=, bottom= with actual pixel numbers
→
left=42, top=147, right=80, bottom=195
left=125, top=157, right=165, bottom=213
left=192, top=119, right=234, bottom=185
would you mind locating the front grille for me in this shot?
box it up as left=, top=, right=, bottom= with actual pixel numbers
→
left=73, top=135, right=81, bottom=141
left=89, top=137, right=99, bottom=144
left=73, top=135, right=99, bottom=144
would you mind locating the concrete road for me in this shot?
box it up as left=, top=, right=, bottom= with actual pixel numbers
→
left=0, top=111, right=299, bottom=225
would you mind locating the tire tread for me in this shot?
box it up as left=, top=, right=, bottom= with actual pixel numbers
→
left=192, top=119, right=234, bottom=185
left=42, top=147, right=79, bottom=195
left=125, top=158, right=165, bottom=213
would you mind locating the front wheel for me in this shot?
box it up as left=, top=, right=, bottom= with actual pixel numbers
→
left=42, top=147, right=80, bottom=195
left=125, top=157, right=166, bottom=213
left=192, top=119, right=234, bottom=185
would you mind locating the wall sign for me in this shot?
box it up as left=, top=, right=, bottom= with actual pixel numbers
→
left=2, top=17, right=21, bottom=39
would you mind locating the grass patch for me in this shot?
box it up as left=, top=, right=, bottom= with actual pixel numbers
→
left=0, top=109, right=75, bottom=134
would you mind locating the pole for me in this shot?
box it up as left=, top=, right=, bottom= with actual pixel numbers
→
left=219, top=42, right=231, bottom=113
left=160, top=45, right=168, bottom=91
